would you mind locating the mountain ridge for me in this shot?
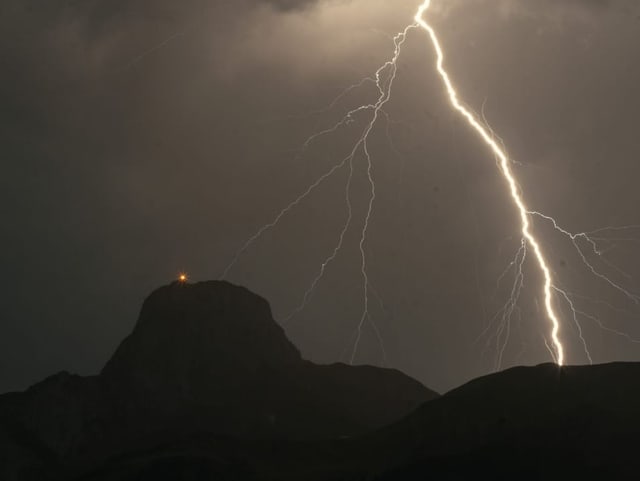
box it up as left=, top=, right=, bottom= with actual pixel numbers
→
left=4, top=281, right=640, bottom=480
left=0, top=280, right=437, bottom=481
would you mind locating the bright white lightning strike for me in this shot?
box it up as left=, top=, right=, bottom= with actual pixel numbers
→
left=414, top=0, right=566, bottom=365
left=222, top=0, right=640, bottom=369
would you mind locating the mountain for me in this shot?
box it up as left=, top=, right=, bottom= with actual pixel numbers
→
left=76, top=362, right=640, bottom=481
left=369, top=362, right=640, bottom=480
left=4, top=280, right=640, bottom=481
left=0, top=281, right=437, bottom=481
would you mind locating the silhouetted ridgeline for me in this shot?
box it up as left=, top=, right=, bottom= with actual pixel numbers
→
left=3, top=281, right=640, bottom=480
left=370, top=362, right=640, bottom=480
left=0, top=281, right=436, bottom=480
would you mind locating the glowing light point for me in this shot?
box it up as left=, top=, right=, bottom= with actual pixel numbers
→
left=178, top=273, right=188, bottom=283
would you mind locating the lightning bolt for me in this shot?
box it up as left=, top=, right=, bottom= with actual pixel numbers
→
left=223, top=26, right=414, bottom=365
left=222, top=0, right=640, bottom=369
left=414, top=0, right=566, bottom=364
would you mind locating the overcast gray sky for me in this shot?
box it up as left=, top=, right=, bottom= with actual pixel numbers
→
left=2, top=0, right=640, bottom=394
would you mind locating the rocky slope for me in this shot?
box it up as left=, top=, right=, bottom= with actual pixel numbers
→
left=0, top=281, right=437, bottom=480
left=367, top=362, right=640, bottom=480
left=75, top=362, right=640, bottom=481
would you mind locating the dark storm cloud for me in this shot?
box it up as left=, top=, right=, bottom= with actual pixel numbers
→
left=2, top=0, right=639, bottom=395
left=264, top=0, right=319, bottom=10
left=493, top=0, right=630, bottom=19
left=1, top=0, right=364, bottom=393
left=439, top=0, right=631, bottom=22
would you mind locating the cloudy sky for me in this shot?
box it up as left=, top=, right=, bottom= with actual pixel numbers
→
left=2, top=0, right=639, bottom=394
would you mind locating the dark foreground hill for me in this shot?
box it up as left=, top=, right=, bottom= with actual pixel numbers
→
left=371, top=361, right=640, bottom=480
left=70, top=362, right=640, bottom=481
left=0, top=281, right=436, bottom=481
left=3, top=281, right=640, bottom=481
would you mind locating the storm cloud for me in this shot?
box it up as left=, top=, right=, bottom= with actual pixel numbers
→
left=2, top=0, right=640, bottom=394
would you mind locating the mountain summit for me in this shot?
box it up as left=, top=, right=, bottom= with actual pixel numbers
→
left=4, top=282, right=640, bottom=481
left=0, top=281, right=437, bottom=480
left=102, top=281, right=302, bottom=394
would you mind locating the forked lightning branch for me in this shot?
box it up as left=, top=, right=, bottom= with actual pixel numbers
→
left=223, top=0, right=640, bottom=368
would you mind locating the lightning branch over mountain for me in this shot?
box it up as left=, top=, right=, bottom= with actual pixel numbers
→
left=222, top=0, right=640, bottom=369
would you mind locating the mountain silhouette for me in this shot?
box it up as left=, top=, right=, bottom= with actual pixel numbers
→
left=3, top=281, right=640, bottom=480
left=71, top=362, right=640, bottom=481
left=0, top=281, right=436, bottom=480
left=370, top=362, right=640, bottom=480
